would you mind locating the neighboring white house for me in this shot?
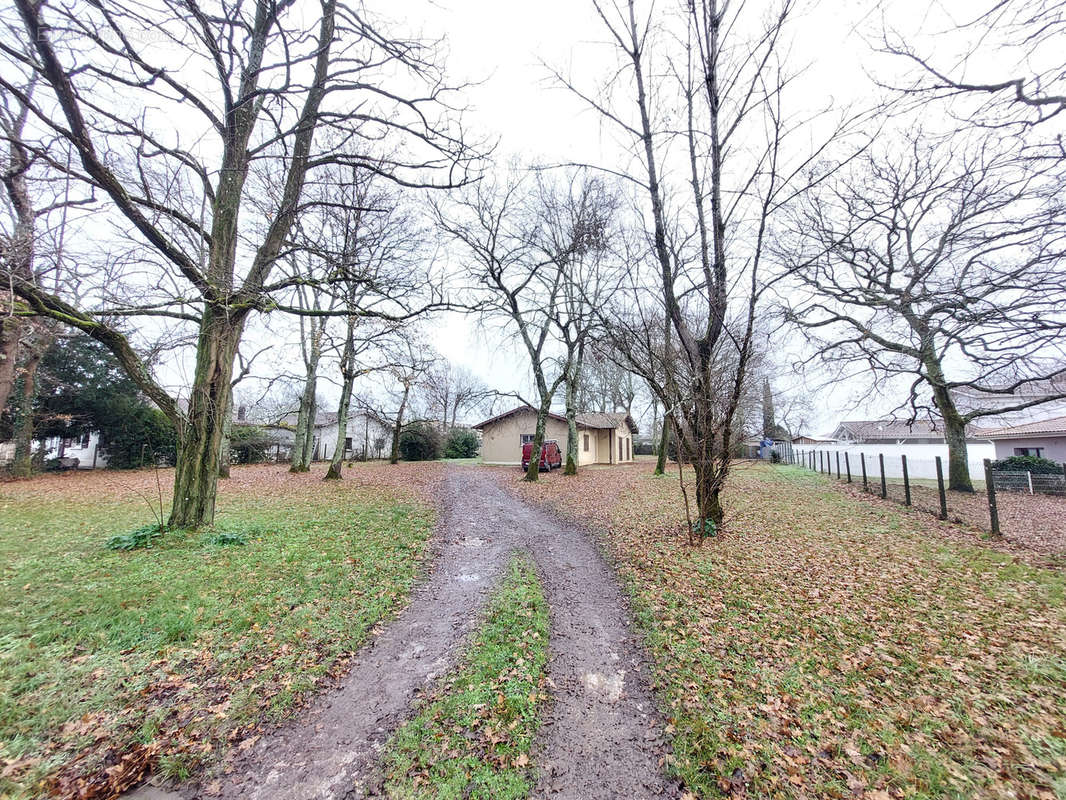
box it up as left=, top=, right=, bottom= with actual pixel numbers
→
left=831, top=419, right=990, bottom=445
left=0, top=431, right=110, bottom=469
left=795, top=418, right=995, bottom=480
left=984, top=416, right=1066, bottom=462
left=267, top=410, right=394, bottom=462
left=953, top=380, right=1066, bottom=428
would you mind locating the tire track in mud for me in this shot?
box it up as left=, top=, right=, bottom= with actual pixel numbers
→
left=126, top=468, right=676, bottom=800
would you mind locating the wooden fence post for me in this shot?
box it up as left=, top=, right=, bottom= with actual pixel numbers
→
left=984, top=458, right=1000, bottom=536
left=861, top=453, right=868, bottom=491
left=845, top=452, right=852, bottom=483
left=879, top=453, right=887, bottom=499
left=836, top=451, right=841, bottom=479
left=935, top=456, right=947, bottom=520
left=901, top=454, right=911, bottom=506
left=819, top=451, right=824, bottom=473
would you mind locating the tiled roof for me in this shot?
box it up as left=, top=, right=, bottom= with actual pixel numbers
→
left=575, top=411, right=639, bottom=433
left=473, top=405, right=638, bottom=433
left=983, top=415, right=1066, bottom=438
left=834, top=419, right=989, bottom=440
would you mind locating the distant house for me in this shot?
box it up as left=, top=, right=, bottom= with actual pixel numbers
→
left=792, top=434, right=834, bottom=445
left=473, top=405, right=638, bottom=466
left=953, top=380, right=1066, bottom=428
left=0, top=431, right=109, bottom=469
left=269, top=410, right=393, bottom=462
left=984, top=416, right=1066, bottom=462
left=831, top=419, right=989, bottom=445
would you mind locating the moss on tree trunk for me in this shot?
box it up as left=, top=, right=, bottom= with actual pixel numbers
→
left=10, top=348, right=41, bottom=477
left=167, top=309, right=242, bottom=528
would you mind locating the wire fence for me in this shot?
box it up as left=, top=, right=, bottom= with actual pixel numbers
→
left=788, top=448, right=1066, bottom=553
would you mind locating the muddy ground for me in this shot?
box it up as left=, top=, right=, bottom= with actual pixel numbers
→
left=127, top=467, right=676, bottom=800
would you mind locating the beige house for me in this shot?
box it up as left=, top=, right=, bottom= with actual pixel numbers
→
left=473, top=405, right=638, bottom=466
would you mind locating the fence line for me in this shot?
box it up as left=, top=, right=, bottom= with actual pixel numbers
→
left=783, top=447, right=1046, bottom=538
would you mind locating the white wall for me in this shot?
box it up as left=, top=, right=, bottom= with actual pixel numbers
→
left=314, top=414, right=393, bottom=461
left=43, top=433, right=109, bottom=468
left=992, top=437, right=1066, bottom=462
left=792, top=441, right=996, bottom=480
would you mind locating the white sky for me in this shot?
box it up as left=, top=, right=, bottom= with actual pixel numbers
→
left=30, top=0, right=1034, bottom=436
left=408, top=0, right=892, bottom=433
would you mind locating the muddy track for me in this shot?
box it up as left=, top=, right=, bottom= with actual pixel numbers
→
left=127, top=468, right=675, bottom=800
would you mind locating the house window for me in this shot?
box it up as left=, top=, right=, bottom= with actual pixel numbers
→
left=520, top=434, right=535, bottom=444
left=626, top=438, right=630, bottom=461
left=344, top=436, right=353, bottom=451
left=583, top=433, right=589, bottom=452
left=1014, top=447, right=1044, bottom=458
left=81, top=433, right=90, bottom=448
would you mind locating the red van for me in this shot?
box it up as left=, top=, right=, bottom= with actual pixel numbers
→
left=521, top=439, right=563, bottom=471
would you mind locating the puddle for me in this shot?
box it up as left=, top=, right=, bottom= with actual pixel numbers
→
left=581, top=670, right=626, bottom=702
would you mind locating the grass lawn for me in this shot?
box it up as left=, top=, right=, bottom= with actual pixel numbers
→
left=511, top=462, right=1066, bottom=799
left=382, top=557, right=549, bottom=799
left=0, top=462, right=443, bottom=799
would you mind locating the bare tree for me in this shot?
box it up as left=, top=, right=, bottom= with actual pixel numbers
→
left=418, top=361, right=492, bottom=431
left=318, top=174, right=425, bottom=480
left=386, top=335, right=437, bottom=464
left=532, top=171, right=620, bottom=475
left=781, top=132, right=1066, bottom=490
left=1, top=0, right=475, bottom=525
left=288, top=276, right=335, bottom=473
left=559, top=0, right=859, bottom=536
left=434, top=171, right=568, bottom=482
left=881, top=0, right=1065, bottom=139
left=1, top=78, right=91, bottom=474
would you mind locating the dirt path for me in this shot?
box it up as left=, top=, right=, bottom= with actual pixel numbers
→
left=128, top=468, right=674, bottom=800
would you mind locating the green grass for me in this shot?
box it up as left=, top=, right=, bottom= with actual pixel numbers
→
left=0, top=468, right=436, bottom=798
left=382, top=557, right=549, bottom=799
left=436, top=457, right=482, bottom=466
left=513, top=462, right=1066, bottom=799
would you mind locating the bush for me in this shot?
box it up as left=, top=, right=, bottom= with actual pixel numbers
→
left=99, top=399, right=177, bottom=469
left=443, top=428, right=479, bottom=459
left=106, top=524, right=166, bottom=551
left=991, top=455, right=1062, bottom=474
left=398, top=422, right=442, bottom=461
left=229, top=424, right=274, bottom=464
left=202, top=531, right=248, bottom=547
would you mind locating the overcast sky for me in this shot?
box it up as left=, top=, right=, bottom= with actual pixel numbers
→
left=404, top=0, right=892, bottom=433
left=131, top=0, right=1023, bottom=436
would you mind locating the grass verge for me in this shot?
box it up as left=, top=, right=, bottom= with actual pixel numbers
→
left=0, top=463, right=441, bottom=799
left=382, top=556, right=549, bottom=799
left=511, top=462, right=1066, bottom=800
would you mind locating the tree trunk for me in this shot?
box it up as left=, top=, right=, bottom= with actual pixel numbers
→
left=925, top=356, right=974, bottom=492
left=691, top=427, right=725, bottom=538
left=9, top=347, right=41, bottom=477
left=655, top=412, right=670, bottom=475
left=524, top=398, right=552, bottom=482
left=564, top=363, right=579, bottom=476
left=219, top=385, right=233, bottom=478
left=167, top=309, right=243, bottom=528
left=290, top=334, right=322, bottom=473
left=0, top=316, right=20, bottom=415
left=694, top=463, right=724, bottom=534
left=389, top=385, right=410, bottom=465
left=942, top=414, right=973, bottom=492
left=325, top=319, right=357, bottom=480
